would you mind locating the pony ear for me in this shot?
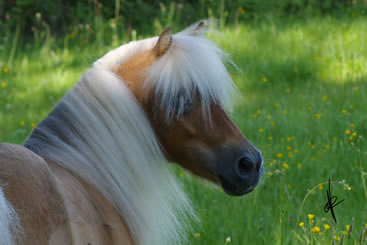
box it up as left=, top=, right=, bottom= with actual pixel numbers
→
left=189, top=21, right=205, bottom=36
left=154, top=26, right=172, bottom=57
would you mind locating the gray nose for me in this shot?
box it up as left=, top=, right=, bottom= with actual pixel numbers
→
left=235, top=150, right=262, bottom=178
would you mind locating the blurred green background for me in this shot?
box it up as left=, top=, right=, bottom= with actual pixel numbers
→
left=1, top=0, right=367, bottom=244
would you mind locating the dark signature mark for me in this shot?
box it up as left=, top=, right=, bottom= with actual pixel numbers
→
left=324, top=178, right=344, bottom=223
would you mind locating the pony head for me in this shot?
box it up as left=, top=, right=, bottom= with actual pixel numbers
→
left=108, top=22, right=263, bottom=196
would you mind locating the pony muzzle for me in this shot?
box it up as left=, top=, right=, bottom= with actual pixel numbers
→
left=216, top=149, right=263, bottom=196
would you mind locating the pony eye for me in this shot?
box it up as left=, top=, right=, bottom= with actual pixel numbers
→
left=182, top=100, right=193, bottom=115
left=174, top=97, right=193, bottom=116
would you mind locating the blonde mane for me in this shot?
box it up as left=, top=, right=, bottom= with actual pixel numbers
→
left=25, top=23, right=237, bottom=245
left=98, top=23, right=237, bottom=121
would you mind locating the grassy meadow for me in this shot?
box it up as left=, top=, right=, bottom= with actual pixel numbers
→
left=1, top=16, right=367, bottom=244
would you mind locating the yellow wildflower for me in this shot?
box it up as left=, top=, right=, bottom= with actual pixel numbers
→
left=275, top=103, right=280, bottom=108
left=346, top=225, right=350, bottom=231
left=352, top=132, right=357, bottom=136
left=276, top=153, right=283, bottom=158
left=287, top=146, right=291, bottom=150
left=259, top=128, right=264, bottom=133
left=324, top=224, right=331, bottom=230
left=343, top=231, right=348, bottom=235
left=349, top=104, right=353, bottom=109
left=271, top=121, right=275, bottom=126
left=268, top=172, right=273, bottom=177
left=314, top=113, right=322, bottom=119
left=267, top=115, right=272, bottom=120
left=1, top=82, right=6, bottom=88
left=282, top=109, right=288, bottom=115
left=263, top=77, right=268, bottom=83
left=306, top=106, right=312, bottom=110
left=297, top=163, right=302, bottom=168
left=3, top=67, right=8, bottom=73
left=349, top=136, right=353, bottom=141
left=312, top=226, right=320, bottom=233
left=20, top=121, right=25, bottom=126
left=299, top=222, right=304, bottom=227
left=257, top=109, right=262, bottom=114
left=342, top=109, right=348, bottom=114
left=238, top=7, right=245, bottom=14
left=323, top=95, right=328, bottom=101
left=334, top=236, right=340, bottom=241
left=31, top=123, right=36, bottom=127
left=308, top=214, right=315, bottom=220
left=179, top=172, right=184, bottom=177
left=194, top=233, right=200, bottom=238
left=268, top=136, right=272, bottom=141
left=286, top=88, right=291, bottom=93
left=325, top=144, right=330, bottom=149
left=294, top=149, right=299, bottom=153
left=354, top=86, right=359, bottom=91
left=283, top=163, right=289, bottom=169
left=345, top=129, right=351, bottom=135
left=351, top=123, right=355, bottom=128
left=319, top=185, right=323, bottom=190
left=333, top=137, right=337, bottom=142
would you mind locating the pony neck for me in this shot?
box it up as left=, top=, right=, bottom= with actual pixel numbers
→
left=24, top=66, right=193, bottom=245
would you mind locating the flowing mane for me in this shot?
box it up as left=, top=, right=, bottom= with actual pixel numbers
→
left=24, top=23, right=240, bottom=245
left=25, top=68, right=193, bottom=245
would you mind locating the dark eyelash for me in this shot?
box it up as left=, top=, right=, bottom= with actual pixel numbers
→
left=174, top=96, right=193, bottom=116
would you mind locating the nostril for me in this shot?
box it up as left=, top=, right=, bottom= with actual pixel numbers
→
left=256, top=162, right=261, bottom=172
left=237, top=157, right=254, bottom=176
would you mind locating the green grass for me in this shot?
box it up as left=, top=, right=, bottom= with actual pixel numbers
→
left=1, top=16, right=367, bottom=244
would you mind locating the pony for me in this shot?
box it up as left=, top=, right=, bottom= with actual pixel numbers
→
left=0, top=21, right=263, bottom=245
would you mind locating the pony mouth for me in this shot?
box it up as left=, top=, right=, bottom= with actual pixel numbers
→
left=217, top=174, right=257, bottom=196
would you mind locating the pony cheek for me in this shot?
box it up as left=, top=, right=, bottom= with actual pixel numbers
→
left=180, top=121, right=197, bottom=138
left=172, top=141, right=218, bottom=181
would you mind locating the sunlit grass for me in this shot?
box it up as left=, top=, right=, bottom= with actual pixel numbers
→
left=1, top=16, right=367, bottom=244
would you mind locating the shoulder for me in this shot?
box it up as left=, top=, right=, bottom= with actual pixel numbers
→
left=0, top=143, right=68, bottom=243
left=0, top=143, right=53, bottom=185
